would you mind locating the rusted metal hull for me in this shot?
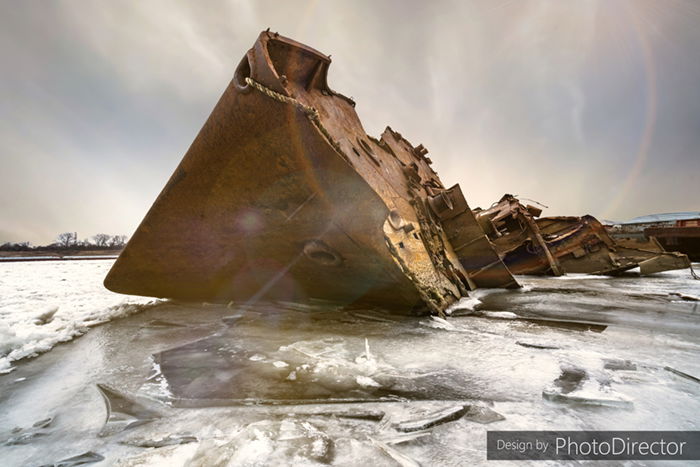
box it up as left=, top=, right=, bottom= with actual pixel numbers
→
left=607, top=215, right=700, bottom=262
left=474, top=195, right=690, bottom=276
left=536, top=216, right=688, bottom=275
left=104, top=31, right=517, bottom=315
left=610, top=235, right=693, bottom=274
left=474, top=195, right=563, bottom=276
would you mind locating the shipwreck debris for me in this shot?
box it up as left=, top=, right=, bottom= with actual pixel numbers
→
left=474, top=194, right=690, bottom=276
left=607, top=212, right=700, bottom=261
left=103, top=30, right=518, bottom=316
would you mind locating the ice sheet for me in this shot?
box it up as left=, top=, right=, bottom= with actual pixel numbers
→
left=0, top=261, right=154, bottom=373
left=0, top=260, right=699, bottom=465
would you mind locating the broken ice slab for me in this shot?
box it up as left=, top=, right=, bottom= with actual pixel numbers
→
left=32, top=416, right=54, bottom=428
left=143, top=319, right=186, bottom=328
left=369, top=437, right=421, bottom=467
left=394, top=405, right=470, bottom=432
left=461, top=405, right=506, bottom=424
left=187, top=420, right=334, bottom=465
left=3, top=415, right=54, bottom=445
left=38, top=451, right=104, bottom=467
left=420, top=316, right=457, bottom=331
left=542, top=387, right=634, bottom=409
left=516, top=340, right=560, bottom=350
left=482, top=311, right=519, bottom=319
left=32, top=306, right=58, bottom=325
left=521, top=317, right=607, bottom=333
left=4, top=430, right=47, bottom=446
left=392, top=403, right=505, bottom=432
left=121, top=433, right=198, bottom=448
left=221, top=314, right=244, bottom=326
left=96, top=384, right=163, bottom=436
left=376, top=430, right=432, bottom=445
left=303, top=409, right=386, bottom=421
left=603, top=358, right=637, bottom=371
left=664, top=366, right=700, bottom=384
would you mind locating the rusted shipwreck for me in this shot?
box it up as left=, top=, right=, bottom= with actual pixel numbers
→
left=607, top=213, right=700, bottom=262
left=104, top=31, right=519, bottom=316
left=474, top=194, right=690, bottom=276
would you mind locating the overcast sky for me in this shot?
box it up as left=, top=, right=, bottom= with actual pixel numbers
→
left=1, top=0, right=699, bottom=244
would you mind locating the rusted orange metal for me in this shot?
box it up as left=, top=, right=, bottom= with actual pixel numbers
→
left=104, top=31, right=518, bottom=315
left=475, top=195, right=690, bottom=276
left=474, top=194, right=563, bottom=275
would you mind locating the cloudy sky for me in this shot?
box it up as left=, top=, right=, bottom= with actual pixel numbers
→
left=1, top=0, right=699, bottom=245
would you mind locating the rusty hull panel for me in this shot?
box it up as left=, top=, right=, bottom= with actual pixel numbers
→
left=535, top=216, right=639, bottom=274
left=432, top=188, right=519, bottom=288
left=474, top=194, right=563, bottom=276
left=537, top=216, right=690, bottom=275
left=475, top=195, right=690, bottom=276
left=609, top=236, right=691, bottom=274
left=104, top=31, right=518, bottom=314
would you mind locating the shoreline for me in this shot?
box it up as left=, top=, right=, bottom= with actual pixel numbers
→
left=0, top=250, right=121, bottom=262
left=0, top=255, right=119, bottom=263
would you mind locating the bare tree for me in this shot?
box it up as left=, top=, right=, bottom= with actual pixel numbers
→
left=93, top=233, right=111, bottom=248
left=56, top=232, right=77, bottom=248
left=109, top=235, right=128, bottom=248
left=0, top=241, right=32, bottom=251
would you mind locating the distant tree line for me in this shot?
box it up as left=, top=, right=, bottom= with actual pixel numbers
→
left=0, top=233, right=128, bottom=252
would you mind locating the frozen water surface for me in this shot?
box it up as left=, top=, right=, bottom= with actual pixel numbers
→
left=0, top=260, right=699, bottom=466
